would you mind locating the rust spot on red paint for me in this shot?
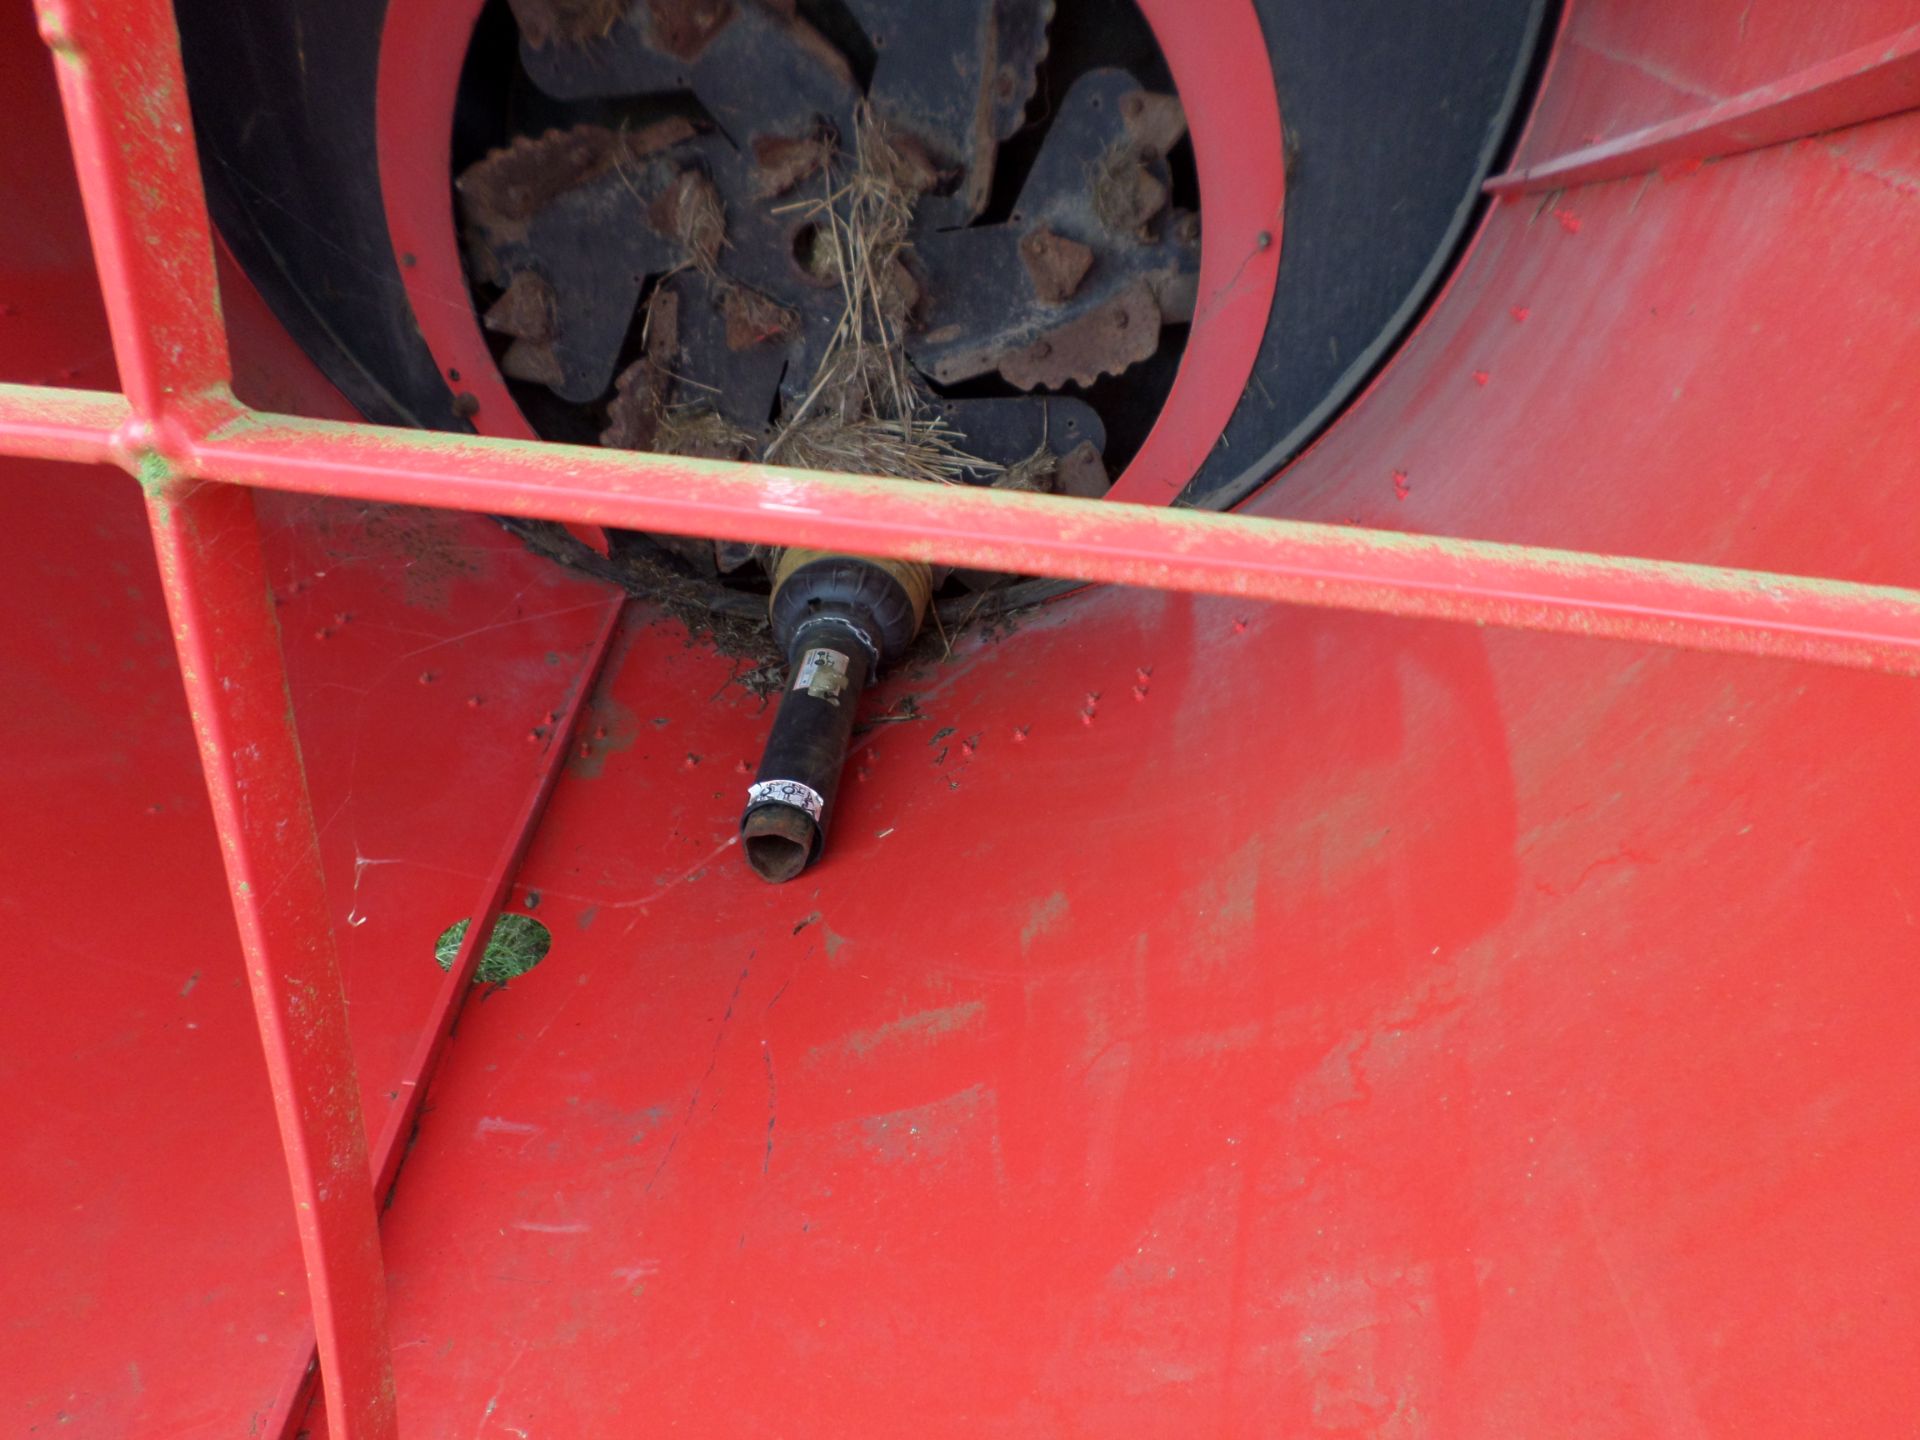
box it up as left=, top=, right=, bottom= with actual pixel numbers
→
left=1231, top=618, right=1248, bottom=634
left=418, top=670, right=437, bottom=684
left=1011, top=725, right=1030, bottom=743
left=1392, top=469, right=1411, bottom=501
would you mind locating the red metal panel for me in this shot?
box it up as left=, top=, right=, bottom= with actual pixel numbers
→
left=5, top=0, right=1920, bottom=1432
left=0, top=24, right=617, bottom=1430
left=260, top=580, right=626, bottom=1440
left=1273, top=115, right=1920, bottom=592
left=1510, top=0, right=1920, bottom=174
left=0, top=461, right=317, bottom=1438
left=312, top=71, right=1920, bottom=1437
left=0, top=465, right=628, bottom=1439
left=1486, top=22, right=1920, bottom=194
left=369, top=595, right=627, bottom=1203
left=350, top=590, right=1920, bottom=1438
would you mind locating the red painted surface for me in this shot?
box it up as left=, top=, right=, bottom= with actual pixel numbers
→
left=4, top=0, right=1920, bottom=1434
left=374, top=0, right=608, bottom=555
left=0, top=462, right=621, bottom=1439
left=0, top=7, right=621, bottom=1433
left=1089, top=0, right=1284, bottom=503
left=336, top=597, right=1920, bottom=1438
left=1511, top=0, right=1920, bottom=172
left=1487, top=21, right=1920, bottom=194
left=41, top=0, right=396, bottom=1426
left=330, top=3, right=1920, bottom=1433
left=376, top=0, right=537, bottom=447
left=36, top=0, right=227, bottom=415
left=147, top=477, right=401, bottom=1440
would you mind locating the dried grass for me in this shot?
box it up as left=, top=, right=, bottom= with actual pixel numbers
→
left=626, top=105, right=1035, bottom=496
left=992, top=441, right=1058, bottom=493
left=760, top=105, right=1013, bottom=490
left=779, top=414, right=986, bottom=484
left=654, top=404, right=756, bottom=460
left=593, top=103, right=1050, bottom=660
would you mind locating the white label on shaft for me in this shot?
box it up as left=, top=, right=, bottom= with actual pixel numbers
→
left=747, top=779, right=826, bottom=822
left=792, top=647, right=850, bottom=703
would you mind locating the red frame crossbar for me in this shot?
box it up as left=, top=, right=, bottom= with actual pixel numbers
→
left=8, top=1, right=1920, bottom=1435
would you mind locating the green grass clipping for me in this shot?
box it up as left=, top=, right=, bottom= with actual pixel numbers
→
left=434, top=914, right=552, bottom=985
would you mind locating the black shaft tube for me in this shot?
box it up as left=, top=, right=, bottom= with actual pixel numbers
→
left=740, top=622, right=873, bottom=883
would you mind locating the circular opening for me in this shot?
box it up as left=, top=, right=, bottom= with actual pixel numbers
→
left=745, top=833, right=812, bottom=884
left=791, top=222, right=834, bottom=285
left=743, top=806, right=820, bottom=884
left=445, top=0, right=1206, bottom=617
left=434, top=913, right=553, bottom=984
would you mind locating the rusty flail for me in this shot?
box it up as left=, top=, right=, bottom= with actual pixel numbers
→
left=454, top=0, right=1198, bottom=601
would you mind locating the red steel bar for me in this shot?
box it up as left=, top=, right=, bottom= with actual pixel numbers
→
left=36, top=1, right=399, bottom=1434
left=3, top=383, right=1920, bottom=675
left=144, top=478, right=399, bottom=1439
left=0, top=385, right=126, bottom=464
left=183, top=411, right=1920, bottom=676
left=1486, top=22, right=1920, bottom=196
left=36, top=0, right=229, bottom=414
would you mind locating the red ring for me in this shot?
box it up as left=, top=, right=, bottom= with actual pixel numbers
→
left=375, top=0, right=1283, bottom=511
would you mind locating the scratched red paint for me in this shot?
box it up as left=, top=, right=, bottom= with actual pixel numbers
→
left=11, top=0, right=1920, bottom=1435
